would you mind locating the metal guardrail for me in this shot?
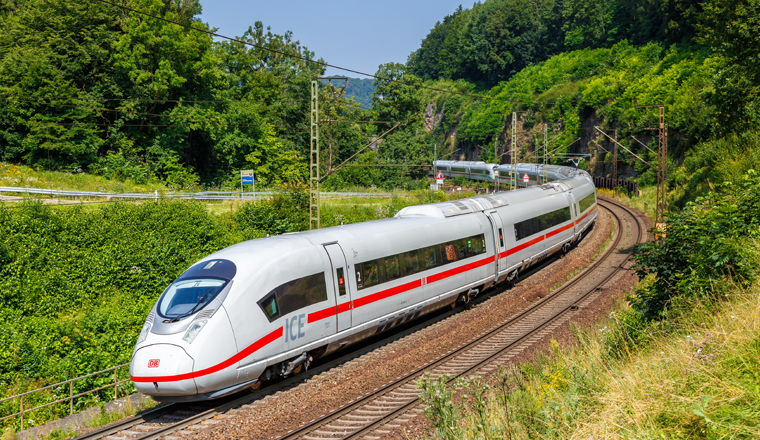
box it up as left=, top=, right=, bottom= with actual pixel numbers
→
left=0, top=363, right=131, bottom=431
left=0, top=187, right=391, bottom=200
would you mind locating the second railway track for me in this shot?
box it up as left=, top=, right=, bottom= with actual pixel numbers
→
left=77, top=198, right=646, bottom=440
left=275, top=198, right=645, bottom=440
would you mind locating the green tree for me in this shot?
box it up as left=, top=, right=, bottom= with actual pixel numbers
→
left=372, top=63, right=424, bottom=124
left=699, top=0, right=760, bottom=132
left=244, top=123, right=305, bottom=186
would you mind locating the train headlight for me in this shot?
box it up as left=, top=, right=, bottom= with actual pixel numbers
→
left=137, top=322, right=151, bottom=345
left=182, top=319, right=208, bottom=344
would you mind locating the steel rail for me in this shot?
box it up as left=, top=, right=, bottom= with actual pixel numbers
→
left=71, top=214, right=585, bottom=440
left=344, top=199, right=647, bottom=439
left=73, top=199, right=641, bottom=440
left=72, top=290, right=485, bottom=440
left=275, top=199, right=644, bottom=440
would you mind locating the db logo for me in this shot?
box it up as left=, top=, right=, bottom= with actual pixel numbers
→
left=148, top=359, right=160, bottom=368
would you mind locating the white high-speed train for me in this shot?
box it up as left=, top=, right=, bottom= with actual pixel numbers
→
left=433, top=160, right=578, bottom=187
left=130, top=164, right=597, bottom=402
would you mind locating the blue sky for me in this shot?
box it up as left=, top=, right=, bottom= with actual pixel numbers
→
left=199, top=0, right=469, bottom=77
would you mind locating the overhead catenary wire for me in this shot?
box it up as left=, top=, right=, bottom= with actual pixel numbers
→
left=0, top=93, right=308, bottom=106
left=93, top=0, right=618, bottom=109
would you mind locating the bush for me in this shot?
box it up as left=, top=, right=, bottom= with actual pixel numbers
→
left=630, top=170, right=760, bottom=318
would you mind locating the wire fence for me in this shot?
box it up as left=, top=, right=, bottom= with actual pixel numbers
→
left=0, top=187, right=391, bottom=201
left=0, top=363, right=132, bottom=432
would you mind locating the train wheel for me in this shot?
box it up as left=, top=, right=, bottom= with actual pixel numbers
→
left=250, top=381, right=262, bottom=391
left=292, top=363, right=304, bottom=375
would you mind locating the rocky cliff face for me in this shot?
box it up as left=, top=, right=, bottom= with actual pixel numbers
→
left=423, top=102, right=444, bottom=132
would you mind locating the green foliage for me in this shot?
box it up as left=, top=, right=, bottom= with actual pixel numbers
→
left=427, top=42, right=714, bottom=164
left=417, top=374, right=461, bottom=439
left=372, top=63, right=424, bottom=124
left=234, top=188, right=309, bottom=237
left=699, top=0, right=760, bottom=133
left=0, top=200, right=235, bottom=429
left=0, top=1, right=331, bottom=189
left=407, top=0, right=701, bottom=88
left=631, top=171, right=760, bottom=318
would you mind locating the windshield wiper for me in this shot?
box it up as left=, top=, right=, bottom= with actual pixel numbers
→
left=169, top=288, right=215, bottom=323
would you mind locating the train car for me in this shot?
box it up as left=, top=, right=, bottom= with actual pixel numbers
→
left=432, top=160, right=496, bottom=182
left=130, top=164, right=597, bottom=402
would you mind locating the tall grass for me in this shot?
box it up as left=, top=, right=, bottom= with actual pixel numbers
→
left=416, top=255, right=760, bottom=439
left=0, top=162, right=168, bottom=194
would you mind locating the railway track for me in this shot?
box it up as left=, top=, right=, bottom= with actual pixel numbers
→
left=274, top=198, right=645, bottom=440
left=76, top=198, right=645, bottom=440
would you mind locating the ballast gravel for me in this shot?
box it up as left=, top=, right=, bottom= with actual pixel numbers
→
left=182, top=204, right=640, bottom=440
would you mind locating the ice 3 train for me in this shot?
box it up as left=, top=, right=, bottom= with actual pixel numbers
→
left=129, top=163, right=598, bottom=402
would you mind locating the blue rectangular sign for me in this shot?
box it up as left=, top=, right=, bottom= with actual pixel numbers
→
left=241, top=176, right=254, bottom=185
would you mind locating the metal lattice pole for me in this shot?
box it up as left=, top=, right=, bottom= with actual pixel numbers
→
left=633, top=97, right=667, bottom=226
left=543, top=123, right=548, bottom=184
left=613, top=129, right=618, bottom=182
left=658, top=106, right=667, bottom=226
left=511, top=112, right=517, bottom=190
left=309, top=80, right=320, bottom=230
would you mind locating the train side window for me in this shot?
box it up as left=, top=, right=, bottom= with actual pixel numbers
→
left=404, top=250, right=420, bottom=275
left=361, top=260, right=379, bottom=289
left=515, top=207, right=573, bottom=241
left=457, top=238, right=470, bottom=258
left=336, top=267, right=346, bottom=296
left=257, top=292, right=280, bottom=322
left=384, top=255, right=401, bottom=281
left=578, top=193, right=596, bottom=213
left=276, top=272, right=329, bottom=316
left=470, top=234, right=485, bottom=255
left=420, top=246, right=437, bottom=269
left=498, top=228, right=504, bottom=247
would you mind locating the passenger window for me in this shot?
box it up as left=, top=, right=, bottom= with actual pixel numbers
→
left=457, top=238, right=470, bottom=258
left=257, top=292, right=280, bottom=322
left=336, top=267, right=346, bottom=296
left=361, top=260, right=379, bottom=288
left=403, top=250, right=420, bottom=275
left=385, top=255, right=400, bottom=281
left=471, top=236, right=484, bottom=255
left=259, top=272, right=328, bottom=319
left=421, top=246, right=437, bottom=269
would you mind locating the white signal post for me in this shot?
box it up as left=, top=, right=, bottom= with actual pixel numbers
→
left=240, top=169, right=254, bottom=202
left=433, top=170, right=444, bottom=191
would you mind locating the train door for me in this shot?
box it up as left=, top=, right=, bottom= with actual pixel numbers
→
left=484, top=211, right=507, bottom=273
left=566, top=193, right=578, bottom=228
left=323, top=243, right=352, bottom=332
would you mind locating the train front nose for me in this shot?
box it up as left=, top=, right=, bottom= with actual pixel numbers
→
left=130, top=344, right=197, bottom=396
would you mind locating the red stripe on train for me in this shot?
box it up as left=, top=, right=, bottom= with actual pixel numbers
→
left=130, top=327, right=283, bottom=383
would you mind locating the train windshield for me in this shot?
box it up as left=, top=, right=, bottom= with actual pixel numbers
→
left=157, top=278, right=227, bottom=320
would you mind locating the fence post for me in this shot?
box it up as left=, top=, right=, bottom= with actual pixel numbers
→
left=20, top=394, right=23, bottom=431
left=114, top=369, right=118, bottom=400
left=70, top=381, right=73, bottom=415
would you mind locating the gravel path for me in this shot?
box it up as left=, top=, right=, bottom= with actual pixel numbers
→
left=182, top=205, right=631, bottom=440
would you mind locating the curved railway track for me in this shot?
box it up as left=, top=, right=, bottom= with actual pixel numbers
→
left=274, top=198, right=645, bottom=440
left=76, top=198, right=646, bottom=440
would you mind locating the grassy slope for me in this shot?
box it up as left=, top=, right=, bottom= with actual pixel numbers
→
left=416, top=280, right=760, bottom=439
left=0, top=163, right=168, bottom=194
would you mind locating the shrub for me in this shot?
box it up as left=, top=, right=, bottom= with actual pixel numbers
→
left=630, top=170, right=760, bottom=318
